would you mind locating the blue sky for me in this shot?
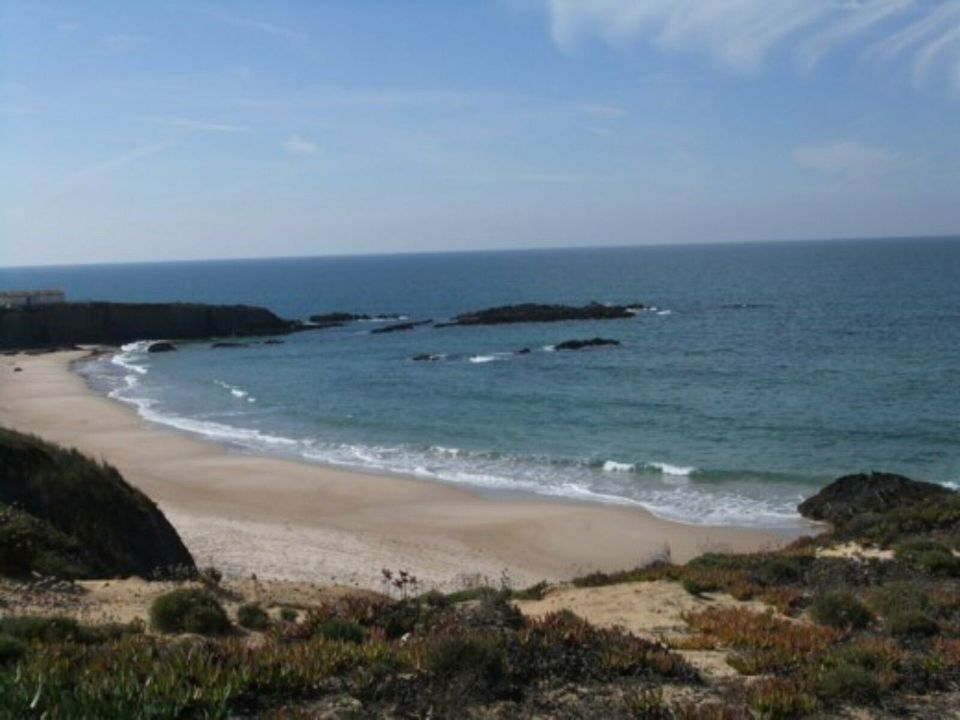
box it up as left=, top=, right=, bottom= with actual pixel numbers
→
left=2, top=0, right=958, bottom=266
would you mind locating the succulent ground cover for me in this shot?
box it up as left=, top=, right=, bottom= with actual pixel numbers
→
left=2, top=431, right=958, bottom=718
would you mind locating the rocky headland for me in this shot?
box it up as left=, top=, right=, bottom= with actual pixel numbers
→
left=0, top=302, right=305, bottom=350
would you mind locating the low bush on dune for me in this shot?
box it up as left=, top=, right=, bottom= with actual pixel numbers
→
left=0, top=593, right=698, bottom=718
left=0, top=635, right=25, bottom=666
left=0, top=616, right=141, bottom=645
left=894, top=539, right=960, bottom=576
left=885, top=610, right=940, bottom=637
left=809, top=591, right=873, bottom=629
left=319, top=618, right=366, bottom=644
left=425, top=635, right=507, bottom=692
left=0, top=504, right=88, bottom=579
left=150, top=589, right=232, bottom=635
left=237, top=602, right=270, bottom=630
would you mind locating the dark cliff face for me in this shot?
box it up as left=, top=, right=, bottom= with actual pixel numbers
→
left=0, top=427, right=195, bottom=579
left=0, top=302, right=300, bottom=350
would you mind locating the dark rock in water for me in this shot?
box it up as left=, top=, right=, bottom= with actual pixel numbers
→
left=147, top=341, right=177, bottom=353
left=371, top=320, right=432, bottom=334
left=263, top=339, right=285, bottom=345
left=0, top=301, right=303, bottom=350
left=798, top=472, right=953, bottom=527
left=13, top=367, right=22, bottom=372
left=0, top=427, right=195, bottom=579
left=309, top=312, right=403, bottom=323
left=437, top=302, right=643, bottom=327
left=515, top=348, right=531, bottom=355
left=309, top=312, right=363, bottom=323
left=211, top=342, right=249, bottom=349
left=554, top=338, right=621, bottom=351
left=412, top=353, right=443, bottom=362
left=305, top=321, right=346, bottom=330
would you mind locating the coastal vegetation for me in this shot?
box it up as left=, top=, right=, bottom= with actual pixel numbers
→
left=0, top=427, right=194, bottom=579
left=1, top=430, right=958, bottom=716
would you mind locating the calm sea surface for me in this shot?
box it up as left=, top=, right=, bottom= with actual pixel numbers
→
left=4, top=238, right=959, bottom=527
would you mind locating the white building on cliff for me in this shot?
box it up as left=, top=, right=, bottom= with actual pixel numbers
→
left=0, top=290, right=66, bottom=308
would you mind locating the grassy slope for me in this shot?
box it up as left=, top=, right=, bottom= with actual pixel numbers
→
left=0, top=427, right=194, bottom=579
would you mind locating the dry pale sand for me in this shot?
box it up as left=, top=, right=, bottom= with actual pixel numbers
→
left=0, top=350, right=813, bottom=591
left=516, top=581, right=780, bottom=679
left=0, top=575, right=377, bottom=628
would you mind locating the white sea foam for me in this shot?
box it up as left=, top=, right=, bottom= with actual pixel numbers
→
left=214, top=379, right=256, bottom=403
left=468, top=353, right=510, bottom=364
left=90, top=351, right=806, bottom=529
left=657, top=310, right=673, bottom=316
left=647, top=461, right=697, bottom=477
left=111, top=341, right=150, bottom=376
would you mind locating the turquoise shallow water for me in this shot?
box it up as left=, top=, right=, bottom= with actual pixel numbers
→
left=4, top=238, right=959, bottom=526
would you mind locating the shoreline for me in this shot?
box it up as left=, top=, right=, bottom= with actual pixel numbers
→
left=0, top=350, right=814, bottom=590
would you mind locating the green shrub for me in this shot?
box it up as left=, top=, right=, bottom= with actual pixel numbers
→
left=816, top=662, right=884, bottom=704
left=0, top=504, right=88, bottom=579
left=894, top=539, right=960, bottom=576
left=280, top=607, right=298, bottom=622
left=511, top=580, right=549, bottom=601
left=319, top=618, right=366, bottom=644
left=755, top=556, right=804, bottom=585
left=809, top=591, right=873, bottom=629
left=0, top=616, right=140, bottom=644
left=149, top=589, right=231, bottom=635
left=0, top=634, right=26, bottom=665
left=885, top=610, right=939, bottom=637
left=443, top=586, right=500, bottom=604
left=237, top=603, right=270, bottom=630
left=869, top=582, right=930, bottom=617
left=425, top=635, right=506, bottom=688
left=682, top=577, right=719, bottom=596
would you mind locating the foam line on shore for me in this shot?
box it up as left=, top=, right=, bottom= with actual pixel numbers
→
left=0, top=350, right=807, bottom=587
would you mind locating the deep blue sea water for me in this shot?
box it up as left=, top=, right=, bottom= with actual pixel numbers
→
left=4, top=238, right=959, bottom=527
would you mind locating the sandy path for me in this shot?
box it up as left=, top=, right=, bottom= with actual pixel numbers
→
left=0, top=351, right=809, bottom=591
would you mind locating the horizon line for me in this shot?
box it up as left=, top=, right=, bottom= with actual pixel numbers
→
left=3, top=232, right=959, bottom=272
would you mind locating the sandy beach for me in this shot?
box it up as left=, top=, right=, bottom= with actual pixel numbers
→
left=0, top=350, right=809, bottom=591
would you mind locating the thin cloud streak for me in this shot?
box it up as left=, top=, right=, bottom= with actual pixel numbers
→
left=283, top=135, right=318, bottom=156
left=49, top=141, right=175, bottom=196
left=544, top=0, right=960, bottom=90
left=164, top=118, right=249, bottom=133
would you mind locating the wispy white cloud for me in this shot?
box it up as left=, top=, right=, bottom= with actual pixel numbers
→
left=543, top=0, right=960, bottom=90
left=50, top=141, right=175, bottom=195
left=163, top=118, right=249, bottom=133
left=796, top=0, right=911, bottom=71
left=283, top=135, right=318, bottom=156
left=793, top=139, right=891, bottom=176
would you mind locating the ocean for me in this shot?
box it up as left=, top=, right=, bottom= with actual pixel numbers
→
left=3, top=237, right=958, bottom=527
